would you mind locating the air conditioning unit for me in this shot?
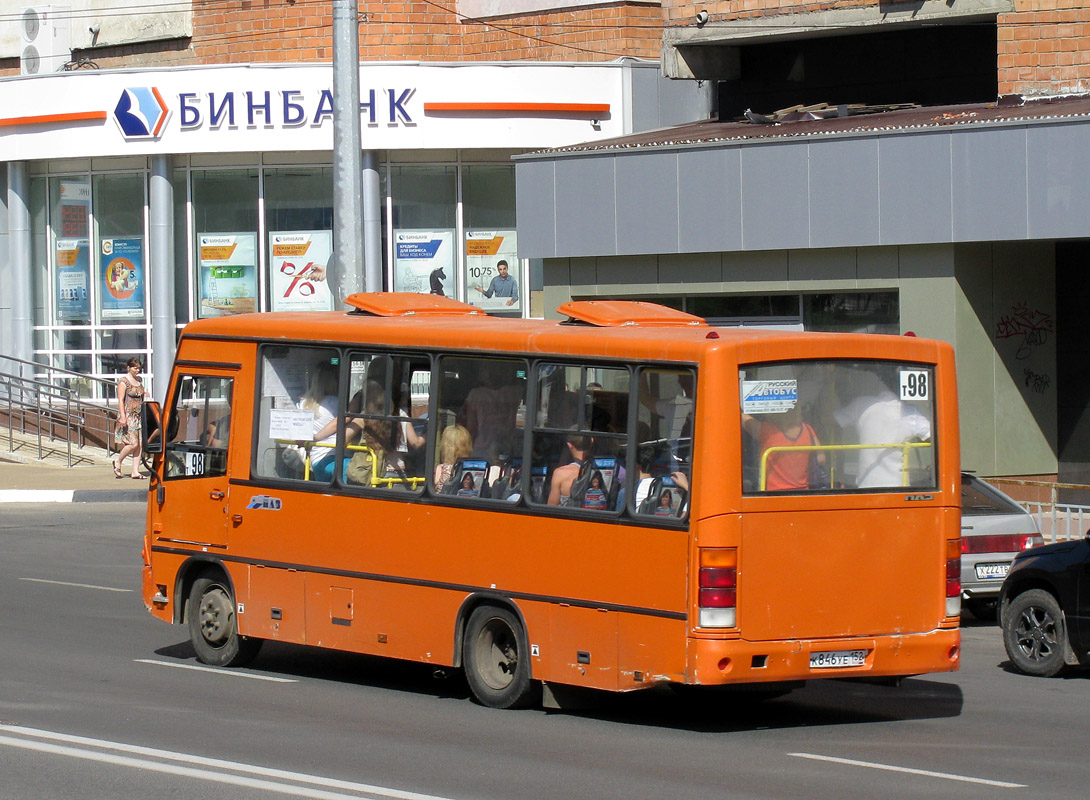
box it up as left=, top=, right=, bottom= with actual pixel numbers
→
left=20, top=6, right=71, bottom=76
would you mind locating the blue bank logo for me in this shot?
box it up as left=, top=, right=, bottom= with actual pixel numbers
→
left=113, top=87, right=170, bottom=139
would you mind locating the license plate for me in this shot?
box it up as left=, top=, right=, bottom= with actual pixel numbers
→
left=975, top=563, right=1010, bottom=580
left=809, top=649, right=867, bottom=669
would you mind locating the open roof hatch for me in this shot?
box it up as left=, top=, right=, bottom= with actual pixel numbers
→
left=557, top=300, right=707, bottom=328
left=345, top=292, right=486, bottom=317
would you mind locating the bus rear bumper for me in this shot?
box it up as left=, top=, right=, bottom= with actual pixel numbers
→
left=685, top=628, right=961, bottom=686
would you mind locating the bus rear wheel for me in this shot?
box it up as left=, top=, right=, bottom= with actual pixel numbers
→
left=188, top=574, right=262, bottom=668
left=463, top=605, right=537, bottom=709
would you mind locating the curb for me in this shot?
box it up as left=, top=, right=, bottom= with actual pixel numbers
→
left=0, top=489, right=147, bottom=504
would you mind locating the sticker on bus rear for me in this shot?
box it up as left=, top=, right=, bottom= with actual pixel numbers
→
left=899, top=370, right=929, bottom=401
left=741, top=379, right=797, bottom=414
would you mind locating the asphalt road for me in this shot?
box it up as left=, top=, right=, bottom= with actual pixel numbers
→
left=1, top=504, right=1087, bottom=800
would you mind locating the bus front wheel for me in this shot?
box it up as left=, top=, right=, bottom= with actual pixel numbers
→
left=463, top=605, right=537, bottom=709
left=188, top=574, right=262, bottom=668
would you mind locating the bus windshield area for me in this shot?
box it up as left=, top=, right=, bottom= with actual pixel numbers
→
left=740, top=360, right=936, bottom=493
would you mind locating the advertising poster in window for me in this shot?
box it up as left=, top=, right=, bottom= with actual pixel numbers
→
left=269, top=231, right=334, bottom=312
left=465, top=230, right=520, bottom=314
left=100, top=237, right=145, bottom=320
left=393, top=230, right=453, bottom=297
left=198, top=233, right=257, bottom=317
left=55, top=238, right=91, bottom=320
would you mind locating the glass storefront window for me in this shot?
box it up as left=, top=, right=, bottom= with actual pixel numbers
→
left=391, top=165, right=456, bottom=297
left=463, top=165, right=520, bottom=317
left=49, top=175, right=92, bottom=327
left=192, top=169, right=259, bottom=318
left=264, top=167, right=335, bottom=312
left=94, top=173, right=147, bottom=325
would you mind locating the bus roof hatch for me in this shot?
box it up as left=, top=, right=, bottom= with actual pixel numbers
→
left=345, top=292, right=486, bottom=317
left=557, top=300, right=707, bottom=328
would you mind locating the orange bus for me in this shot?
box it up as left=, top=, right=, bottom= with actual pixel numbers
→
left=140, top=293, right=961, bottom=708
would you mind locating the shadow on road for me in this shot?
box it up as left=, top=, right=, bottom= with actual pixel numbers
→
left=155, top=639, right=963, bottom=733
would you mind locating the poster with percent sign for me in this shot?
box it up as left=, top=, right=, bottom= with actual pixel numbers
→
left=269, top=231, right=334, bottom=312
left=465, top=230, right=520, bottom=314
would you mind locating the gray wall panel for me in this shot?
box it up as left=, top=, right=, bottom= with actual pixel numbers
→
left=514, top=159, right=556, bottom=259
left=1027, top=124, right=1090, bottom=238
left=616, top=151, right=679, bottom=255
left=952, top=128, right=1028, bottom=241
left=678, top=147, right=742, bottom=253
left=554, top=155, right=618, bottom=258
left=879, top=133, right=953, bottom=244
left=809, top=137, right=880, bottom=248
left=741, top=142, right=809, bottom=250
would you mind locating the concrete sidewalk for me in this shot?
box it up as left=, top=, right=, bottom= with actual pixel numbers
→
left=0, top=459, right=149, bottom=503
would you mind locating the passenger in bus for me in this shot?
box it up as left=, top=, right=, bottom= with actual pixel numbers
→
left=547, top=434, right=593, bottom=506
left=742, top=406, right=825, bottom=491
left=639, top=372, right=694, bottom=462
left=460, top=362, right=523, bottom=462
left=615, top=444, right=657, bottom=512
left=434, top=424, right=473, bottom=493
left=342, top=379, right=396, bottom=485
left=834, top=383, right=931, bottom=488
left=298, top=361, right=339, bottom=481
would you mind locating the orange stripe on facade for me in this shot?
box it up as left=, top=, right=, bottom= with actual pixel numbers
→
left=424, top=102, right=611, bottom=114
left=0, top=110, right=108, bottom=128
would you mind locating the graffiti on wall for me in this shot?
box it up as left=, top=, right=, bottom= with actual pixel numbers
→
left=1023, top=368, right=1051, bottom=394
left=995, top=303, right=1054, bottom=361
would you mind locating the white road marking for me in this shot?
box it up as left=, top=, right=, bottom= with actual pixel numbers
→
left=20, top=577, right=132, bottom=592
left=134, top=658, right=298, bottom=683
left=0, top=724, right=457, bottom=800
left=789, top=752, right=1026, bottom=788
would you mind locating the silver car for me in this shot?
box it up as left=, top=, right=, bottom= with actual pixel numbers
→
left=960, top=473, right=1043, bottom=620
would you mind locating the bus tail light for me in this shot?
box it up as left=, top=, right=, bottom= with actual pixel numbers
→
left=699, top=549, right=737, bottom=628
left=946, top=539, right=961, bottom=617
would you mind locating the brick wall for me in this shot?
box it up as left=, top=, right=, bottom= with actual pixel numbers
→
left=0, top=1, right=661, bottom=77
left=998, top=3, right=1090, bottom=97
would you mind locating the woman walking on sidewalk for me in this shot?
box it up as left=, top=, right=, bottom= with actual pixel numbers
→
left=112, top=357, right=148, bottom=479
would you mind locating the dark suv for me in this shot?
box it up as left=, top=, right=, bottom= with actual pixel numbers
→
left=999, top=535, right=1090, bottom=677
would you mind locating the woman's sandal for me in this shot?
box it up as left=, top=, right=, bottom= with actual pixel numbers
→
left=112, top=459, right=122, bottom=479
left=131, top=473, right=146, bottom=480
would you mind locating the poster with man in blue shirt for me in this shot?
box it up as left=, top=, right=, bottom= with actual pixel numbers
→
left=474, top=259, right=519, bottom=307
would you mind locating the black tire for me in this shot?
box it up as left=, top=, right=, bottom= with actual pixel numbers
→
left=187, top=574, right=262, bottom=668
left=462, top=605, right=537, bottom=709
left=966, top=597, right=999, bottom=621
left=1002, top=589, right=1067, bottom=677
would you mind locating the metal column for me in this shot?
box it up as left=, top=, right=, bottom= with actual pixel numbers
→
left=332, top=0, right=364, bottom=302
left=362, top=150, right=382, bottom=293
left=148, top=156, right=177, bottom=402
left=7, top=162, right=33, bottom=375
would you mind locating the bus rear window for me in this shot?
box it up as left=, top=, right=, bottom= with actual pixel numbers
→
left=740, top=360, right=936, bottom=494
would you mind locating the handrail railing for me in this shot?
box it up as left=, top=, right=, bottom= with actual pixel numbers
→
left=759, top=441, right=932, bottom=491
left=0, top=357, right=119, bottom=466
left=0, top=353, right=119, bottom=400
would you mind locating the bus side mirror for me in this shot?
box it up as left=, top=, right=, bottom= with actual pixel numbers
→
left=142, top=401, right=163, bottom=454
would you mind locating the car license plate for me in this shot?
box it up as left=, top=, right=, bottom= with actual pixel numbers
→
left=809, top=649, right=867, bottom=669
left=975, top=563, right=1010, bottom=580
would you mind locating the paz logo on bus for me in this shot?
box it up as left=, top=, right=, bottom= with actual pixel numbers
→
left=247, top=495, right=283, bottom=510
left=113, top=87, right=170, bottom=139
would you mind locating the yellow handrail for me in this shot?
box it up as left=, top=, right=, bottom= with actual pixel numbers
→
left=275, top=439, right=424, bottom=488
left=759, top=441, right=932, bottom=491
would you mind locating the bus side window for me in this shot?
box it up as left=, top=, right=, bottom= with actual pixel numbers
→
left=529, top=362, right=628, bottom=513
left=253, top=345, right=340, bottom=483
left=164, top=375, right=233, bottom=480
left=632, top=367, right=694, bottom=519
left=432, top=356, right=526, bottom=501
left=342, top=353, right=430, bottom=492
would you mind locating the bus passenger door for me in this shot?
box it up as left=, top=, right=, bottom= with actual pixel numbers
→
left=160, top=371, right=237, bottom=549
